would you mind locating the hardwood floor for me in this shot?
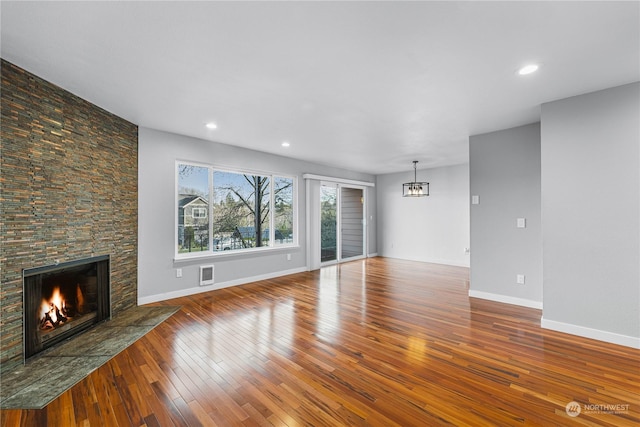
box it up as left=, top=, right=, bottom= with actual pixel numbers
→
left=2, top=257, right=638, bottom=426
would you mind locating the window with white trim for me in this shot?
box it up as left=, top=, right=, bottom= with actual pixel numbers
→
left=176, top=162, right=296, bottom=257
left=177, top=164, right=210, bottom=254
left=192, top=207, right=207, bottom=219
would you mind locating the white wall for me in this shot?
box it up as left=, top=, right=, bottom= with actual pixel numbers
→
left=469, top=123, right=542, bottom=308
left=138, top=127, right=375, bottom=304
left=376, top=164, right=470, bottom=267
left=541, top=82, right=639, bottom=347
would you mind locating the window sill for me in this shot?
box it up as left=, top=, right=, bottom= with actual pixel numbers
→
left=173, top=244, right=300, bottom=264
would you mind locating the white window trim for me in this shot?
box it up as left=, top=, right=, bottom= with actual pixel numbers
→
left=175, top=160, right=298, bottom=260
left=191, top=207, right=207, bottom=218
left=302, top=173, right=374, bottom=187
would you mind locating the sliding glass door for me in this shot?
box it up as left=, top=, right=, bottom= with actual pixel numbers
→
left=320, top=183, right=365, bottom=265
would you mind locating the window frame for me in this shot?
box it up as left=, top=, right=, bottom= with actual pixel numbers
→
left=175, top=160, right=298, bottom=260
left=191, top=207, right=207, bottom=219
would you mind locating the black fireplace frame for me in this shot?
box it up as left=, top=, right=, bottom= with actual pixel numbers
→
left=22, top=254, right=111, bottom=361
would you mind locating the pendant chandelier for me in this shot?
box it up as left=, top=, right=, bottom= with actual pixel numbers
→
left=402, top=161, right=429, bottom=197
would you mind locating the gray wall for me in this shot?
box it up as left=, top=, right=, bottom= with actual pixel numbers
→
left=469, top=123, right=542, bottom=307
left=541, top=82, right=639, bottom=344
left=376, top=164, right=470, bottom=267
left=138, top=127, right=375, bottom=303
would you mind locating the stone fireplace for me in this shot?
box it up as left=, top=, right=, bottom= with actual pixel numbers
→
left=1, top=60, right=138, bottom=371
left=23, top=256, right=111, bottom=360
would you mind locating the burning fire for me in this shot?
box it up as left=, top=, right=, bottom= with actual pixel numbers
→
left=39, top=285, right=83, bottom=329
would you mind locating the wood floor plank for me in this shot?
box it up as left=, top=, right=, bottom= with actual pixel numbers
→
left=0, top=410, right=21, bottom=427
left=113, top=373, right=145, bottom=426
left=186, top=400, right=218, bottom=427
left=87, top=366, right=120, bottom=426
left=69, top=379, right=90, bottom=425
left=125, top=383, right=153, bottom=423
left=2, top=258, right=639, bottom=426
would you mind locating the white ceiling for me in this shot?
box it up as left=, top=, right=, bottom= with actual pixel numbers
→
left=2, top=1, right=638, bottom=175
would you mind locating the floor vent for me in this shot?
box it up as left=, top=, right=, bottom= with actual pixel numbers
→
left=199, top=265, right=214, bottom=286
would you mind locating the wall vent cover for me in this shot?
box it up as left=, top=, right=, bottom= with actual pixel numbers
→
left=199, top=265, right=214, bottom=286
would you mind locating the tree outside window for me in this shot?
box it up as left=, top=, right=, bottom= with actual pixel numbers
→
left=274, top=177, right=294, bottom=245
left=213, top=171, right=271, bottom=250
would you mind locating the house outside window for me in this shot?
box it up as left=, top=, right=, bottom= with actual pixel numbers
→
left=177, top=164, right=210, bottom=254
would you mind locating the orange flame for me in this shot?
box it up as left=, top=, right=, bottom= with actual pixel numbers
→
left=40, top=286, right=66, bottom=327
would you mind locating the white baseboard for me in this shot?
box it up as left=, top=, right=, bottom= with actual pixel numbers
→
left=541, top=317, right=640, bottom=349
left=467, top=291, right=639, bottom=348
left=367, top=252, right=379, bottom=258
left=382, top=254, right=470, bottom=268
left=431, top=259, right=470, bottom=268
left=468, top=289, right=543, bottom=309
left=138, top=266, right=308, bottom=305
left=418, top=256, right=469, bottom=267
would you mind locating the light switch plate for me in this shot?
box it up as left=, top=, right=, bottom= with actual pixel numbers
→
left=471, top=195, right=480, bottom=205
left=517, top=218, right=526, bottom=228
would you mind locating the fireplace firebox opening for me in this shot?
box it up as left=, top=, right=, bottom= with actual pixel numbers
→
left=23, top=255, right=111, bottom=360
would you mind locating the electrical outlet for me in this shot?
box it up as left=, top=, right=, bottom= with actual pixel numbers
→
left=286, top=253, right=291, bottom=261
left=516, top=274, right=525, bottom=285
left=176, top=268, right=182, bottom=278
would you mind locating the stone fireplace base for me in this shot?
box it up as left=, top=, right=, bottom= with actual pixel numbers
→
left=0, top=305, right=179, bottom=409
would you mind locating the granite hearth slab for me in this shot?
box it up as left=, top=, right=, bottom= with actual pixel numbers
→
left=0, top=305, right=180, bottom=410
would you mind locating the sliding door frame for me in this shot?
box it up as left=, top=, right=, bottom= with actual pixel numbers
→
left=304, top=174, right=374, bottom=270
left=319, top=182, right=367, bottom=267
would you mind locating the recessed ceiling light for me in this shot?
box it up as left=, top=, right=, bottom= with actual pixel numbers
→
left=281, top=141, right=290, bottom=147
left=205, top=122, right=217, bottom=129
left=518, top=64, right=539, bottom=75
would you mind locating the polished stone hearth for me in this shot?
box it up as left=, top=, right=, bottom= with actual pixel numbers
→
left=0, top=305, right=179, bottom=409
